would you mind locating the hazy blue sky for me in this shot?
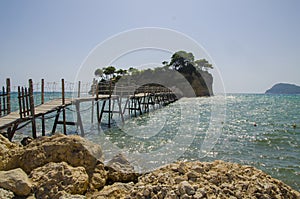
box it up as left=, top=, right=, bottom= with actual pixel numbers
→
left=0, top=0, right=299, bottom=93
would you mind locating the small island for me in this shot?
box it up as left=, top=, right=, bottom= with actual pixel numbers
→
left=265, top=83, right=300, bottom=94
left=94, top=51, right=213, bottom=97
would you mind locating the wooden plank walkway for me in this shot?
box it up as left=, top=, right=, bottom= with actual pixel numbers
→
left=0, top=95, right=113, bottom=130
left=0, top=78, right=178, bottom=141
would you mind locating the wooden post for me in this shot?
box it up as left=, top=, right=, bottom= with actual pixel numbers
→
left=117, top=97, right=124, bottom=124
left=98, top=100, right=106, bottom=124
left=18, top=86, right=22, bottom=118
left=21, top=87, right=26, bottom=118
left=96, top=81, right=100, bottom=124
left=51, top=109, right=60, bottom=134
left=25, top=88, right=29, bottom=115
left=6, top=78, right=10, bottom=114
left=91, top=78, right=95, bottom=124
left=77, top=81, right=81, bottom=98
left=29, top=79, right=37, bottom=138
left=108, top=80, right=112, bottom=128
left=0, top=87, right=3, bottom=116
left=62, top=79, right=67, bottom=134
left=41, top=79, right=45, bottom=136
left=75, top=100, right=84, bottom=137
left=41, top=79, right=44, bottom=104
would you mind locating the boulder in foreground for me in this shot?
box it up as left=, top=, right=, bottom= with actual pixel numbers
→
left=0, top=168, right=32, bottom=196
left=30, top=162, right=89, bottom=199
left=0, top=134, right=299, bottom=198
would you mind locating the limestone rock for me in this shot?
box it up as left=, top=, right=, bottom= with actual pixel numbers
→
left=89, top=163, right=107, bottom=190
left=30, top=162, right=89, bottom=199
left=89, top=182, right=133, bottom=199
left=20, top=134, right=104, bottom=174
left=178, top=181, right=195, bottom=195
left=0, top=134, right=21, bottom=170
left=128, top=161, right=300, bottom=198
left=57, top=191, right=86, bottom=199
left=0, top=134, right=104, bottom=174
left=0, top=168, right=32, bottom=196
left=0, top=188, right=14, bottom=199
left=106, top=153, right=139, bottom=183
left=0, top=134, right=19, bottom=152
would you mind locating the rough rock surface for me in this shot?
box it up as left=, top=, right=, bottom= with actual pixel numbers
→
left=106, top=153, right=139, bottom=183
left=89, top=182, right=134, bottom=199
left=1, top=134, right=300, bottom=198
left=89, top=163, right=107, bottom=190
left=126, top=160, right=300, bottom=199
left=0, top=134, right=21, bottom=170
left=58, top=191, right=87, bottom=199
left=30, top=162, right=89, bottom=199
left=0, top=134, right=104, bottom=174
left=0, top=188, right=14, bottom=199
left=19, top=134, right=104, bottom=174
left=0, top=168, right=32, bottom=196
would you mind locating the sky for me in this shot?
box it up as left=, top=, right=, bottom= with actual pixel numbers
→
left=0, top=0, right=299, bottom=93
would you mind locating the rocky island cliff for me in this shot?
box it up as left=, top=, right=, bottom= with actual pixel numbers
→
left=95, top=51, right=213, bottom=97
left=0, top=134, right=299, bottom=199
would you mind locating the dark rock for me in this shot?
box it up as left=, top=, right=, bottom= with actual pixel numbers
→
left=20, top=136, right=33, bottom=146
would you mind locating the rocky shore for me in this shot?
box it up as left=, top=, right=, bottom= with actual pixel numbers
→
left=0, top=134, right=299, bottom=199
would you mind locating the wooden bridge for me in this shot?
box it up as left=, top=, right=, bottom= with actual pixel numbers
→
left=0, top=78, right=178, bottom=141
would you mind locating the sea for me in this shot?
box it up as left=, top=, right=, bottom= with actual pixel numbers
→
left=8, top=93, right=300, bottom=191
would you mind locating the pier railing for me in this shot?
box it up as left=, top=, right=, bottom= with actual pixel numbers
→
left=0, top=78, right=178, bottom=141
left=0, top=78, right=11, bottom=117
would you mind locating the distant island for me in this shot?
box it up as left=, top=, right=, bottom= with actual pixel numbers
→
left=265, top=83, right=300, bottom=94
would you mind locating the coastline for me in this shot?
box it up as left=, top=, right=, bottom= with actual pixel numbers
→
left=1, top=134, right=299, bottom=199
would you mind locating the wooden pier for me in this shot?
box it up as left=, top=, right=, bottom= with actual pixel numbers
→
left=0, top=78, right=178, bottom=141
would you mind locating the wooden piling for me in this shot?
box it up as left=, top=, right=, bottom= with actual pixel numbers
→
left=91, top=78, right=95, bottom=124
left=77, top=80, right=81, bottom=98
left=62, top=79, right=67, bottom=134
left=6, top=78, right=10, bottom=114
left=41, top=79, right=45, bottom=136
left=29, top=79, right=37, bottom=138
left=1, top=78, right=179, bottom=141
left=108, top=81, right=112, bottom=128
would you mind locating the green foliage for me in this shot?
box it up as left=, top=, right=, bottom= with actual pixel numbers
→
left=116, top=69, right=127, bottom=75
left=168, top=50, right=213, bottom=73
left=169, top=51, right=194, bottom=71
left=103, top=66, right=116, bottom=76
left=94, top=68, right=103, bottom=78
left=194, top=59, right=213, bottom=71
left=93, top=50, right=213, bottom=83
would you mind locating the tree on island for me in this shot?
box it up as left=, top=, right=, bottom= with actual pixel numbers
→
left=94, top=51, right=213, bottom=82
left=93, top=50, right=213, bottom=96
left=167, top=50, right=213, bottom=73
left=103, top=66, right=116, bottom=80
left=94, top=68, right=104, bottom=80
left=194, top=59, right=213, bottom=71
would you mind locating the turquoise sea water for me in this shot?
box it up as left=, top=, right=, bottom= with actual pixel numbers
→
left=10, top=93, right=300, bottom=191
